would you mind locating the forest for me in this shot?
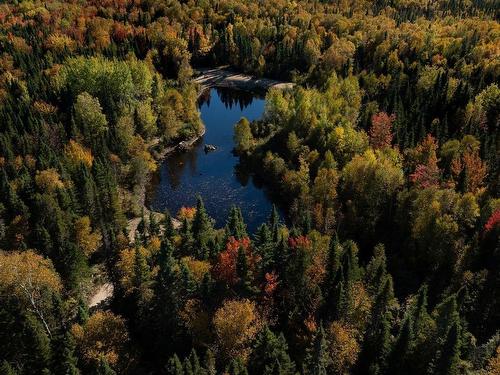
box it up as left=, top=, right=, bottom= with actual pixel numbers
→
left=0, top=0, right=499, bottom=374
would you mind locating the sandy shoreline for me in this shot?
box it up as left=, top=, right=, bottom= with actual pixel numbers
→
left=194, top=66, right=295, bottom=92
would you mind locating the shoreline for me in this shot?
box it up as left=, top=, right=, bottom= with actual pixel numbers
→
left=128, top=67, right=294, bottom=243
left=193, top=66, right=295, bottom=92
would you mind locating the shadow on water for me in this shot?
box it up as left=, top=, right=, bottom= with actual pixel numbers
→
left=148, top=87, right=281, bottom=233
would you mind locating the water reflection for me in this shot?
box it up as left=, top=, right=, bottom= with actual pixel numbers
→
left=149, top=87, right=276, bottom=232
left=199, top=87, right=264, bottom=111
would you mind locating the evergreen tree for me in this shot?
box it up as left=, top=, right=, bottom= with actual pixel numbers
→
left=226, top=358, right=248, bottom=375
left=203, top=349, right=216, bottom=375
left=359, top=276, right=395, bottom=375
left=432, top=322, right=461, bottom=375
left=226, top=206, right=247, bottom=240
left=250, top=326, right=296, bottom=375
left=192, top=196, right=214, bottom=258
left=269, top=205, right=280, bottom=242
left=304, top=324, right=330, bottom=375
left=180, top=217, right=194, bottom=255
left=94, top=357, right=116, bottom=375
left=149, top=211, right=160, bottom=237
left=0, top=361, right=17, bottom=375
left=24, top=314, right=52, bottom=374
left=163, top=209, right=176, bottom=240
left=236, top=245, right=254, bottom=296
left=167, top=354, right=184, bottom=375
left=388, top=316, right=414, bottom=375
left=52, top=332, right=80, bottom=375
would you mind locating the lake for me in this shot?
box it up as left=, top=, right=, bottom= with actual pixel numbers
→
left=149, top=87, right=277, bottom=232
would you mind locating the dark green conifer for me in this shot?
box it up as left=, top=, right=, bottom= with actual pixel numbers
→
left=304, top=324, right=330, bottom=375
left=250, top=326, right=296, bottom=375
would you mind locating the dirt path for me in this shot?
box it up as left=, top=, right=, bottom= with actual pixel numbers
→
left=88, top=282, right=114, bottom=308
left=194, top=67, right=295, bottom=92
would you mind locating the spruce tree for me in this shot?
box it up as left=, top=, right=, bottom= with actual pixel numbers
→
left=163, top=209, right=175, bottom=240
left=149, top=211, right=160, bottom=237
left=269, top=205, right=280, bottom=242
left=52, top=332, right=80, bottom=375
left=250, top=326, right=296, bottom=375
left=304, top=324, right=330, bottom=375
left=95, top=357, right=116, bottom=375
left=203, top=349, right=216, bottom=375
left=167, top=354, right=184, bottom=375
left=0, top=361, right=17, bottom=375
left=388, top=316, right=414, bottom=375
left=433, top=322, right=461, bottom=375
left=192, top=196, right=213, bottom=258
left=359, top=276, right=395, bottom=375
left=226, top=206, right=247, bottom=240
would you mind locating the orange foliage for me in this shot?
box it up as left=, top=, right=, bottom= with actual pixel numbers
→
left=213, top=237, right=252, bottom=286
left=369, top=112, right=395, bottom=149
left=178, top=206, right=197, bottom=221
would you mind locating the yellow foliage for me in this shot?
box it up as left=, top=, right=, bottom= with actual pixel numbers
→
left=116, top=247, right=136, bottom=293
left=213, top=299, right=261, bottom=362
left=0, top=250, right=62, bottom=334
left=0, top=250, right=62, bottom=296
left=35, top=168, right=64, bottom=192
left=65, top=140, right=93, bottom=168
left=181, top=257, right=211, bottom=282
left=45, top=33, right=76, bottom=53
left=487, top=346, right=500, bottom=375
left=72, top=311, right=129, bottom=367
left=74, top=216, right=102, bottom=257
left=328, top=321, right=360, bottom=374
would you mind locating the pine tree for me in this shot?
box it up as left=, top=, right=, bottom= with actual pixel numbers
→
left=163, top=209, right=175, bottom=240
left=254, top=223, right=274, bottom=270
left=149, top=211, right=160, bottom=237
left=192, top=196, right=214, bottom=258
left=304, top=324, right=330, bottom=375
left=180, top=217, right=194, bottom=255
left=388, top=316, right=413, bottom=375
left=95, top=357, right=116, bottom=375
left=250, top=326, right=296, bottom=375
left=203, top=349, right=216, bottom=375
left=359, top=276, right=395, bottom=375
left=269, top=205, right=280, bottom=242
left=365, top=244, right=388, bottom=296
left=153, top=239, right=181, bottom=357
left=167, top=354, right=184, bottom=375
left=226, top=358, right=248, bottom=375
left=226, top=206, right=247, bottom=240
left=433, top=322, right=461, bottom=375
left=24, top=314, right=51, bottom=374
left=52, top=332, right=80, bottom=375
left=0, top=361, right=17, bottom=375
left=236, top=245, right=253, bottom=296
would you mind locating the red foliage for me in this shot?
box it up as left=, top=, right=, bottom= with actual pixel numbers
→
left=263, top=271, right=279, bottom=296
left=484, top=210, right=500, bottom=233
left=288, top=235, right=311, bottom=250
left=410, top=163, right=440, bottom=188
left=213, top=237, right=251, bottom=285
left=369, top=112, right=395, bottom=149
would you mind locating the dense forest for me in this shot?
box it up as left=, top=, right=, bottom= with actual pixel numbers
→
left=0, top=0, right=499, bottom=374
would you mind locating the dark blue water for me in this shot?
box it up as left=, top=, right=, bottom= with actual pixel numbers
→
left=149, top=87, right=275, bottom=232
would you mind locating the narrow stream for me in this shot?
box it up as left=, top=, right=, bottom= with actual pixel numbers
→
left=149, top=87, right=277, bottom=232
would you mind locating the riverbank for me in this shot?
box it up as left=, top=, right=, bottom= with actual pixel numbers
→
left=194, top=66, right=295, bottom=92
left=129, top=68, right=294, bottom=242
